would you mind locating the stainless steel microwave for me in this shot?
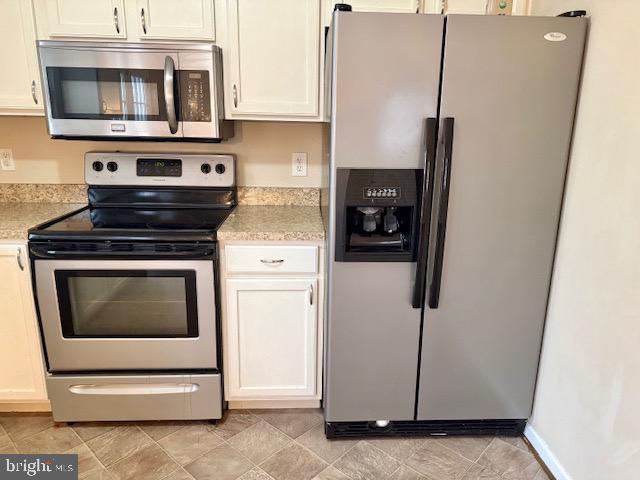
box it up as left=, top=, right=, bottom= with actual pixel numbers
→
left=37, top=41, right=233, bottom=142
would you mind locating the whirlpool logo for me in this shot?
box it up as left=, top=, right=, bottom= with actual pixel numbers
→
left=1, top=454, right=77, bottom=479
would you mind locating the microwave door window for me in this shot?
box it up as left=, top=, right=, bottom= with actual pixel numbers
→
left=47, top=67, right=167, bottom=121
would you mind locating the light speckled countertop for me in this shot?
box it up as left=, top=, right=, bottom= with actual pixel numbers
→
left=0, top=203, right=86, bottom=241
left=218, top=205, right=325, bottom=241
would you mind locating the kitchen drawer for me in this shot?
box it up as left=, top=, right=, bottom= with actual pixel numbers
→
left=225, top=245, right=318, bottom=274
left=46, top=373, right=222, bottom=421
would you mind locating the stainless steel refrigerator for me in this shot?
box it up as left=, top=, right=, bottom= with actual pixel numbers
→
left=322, top=10, right=587, bottom=437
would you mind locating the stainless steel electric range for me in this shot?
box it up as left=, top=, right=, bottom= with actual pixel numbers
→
left=28, top=152, right=235, bottom=422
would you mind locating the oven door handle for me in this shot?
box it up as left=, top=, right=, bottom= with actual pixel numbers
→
left=164, top=56, right=179, bottom=135
left=69, top=383, right=200, bottom=395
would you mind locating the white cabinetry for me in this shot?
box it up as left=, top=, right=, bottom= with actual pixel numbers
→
left=43, top=0, right=126, bottom=38
left=136, top=0, right=215, bottom=40
left=322, top=0, right=420, bottom=26
left=222, top=243, right=324, bottom=406
left=0, top=244, right=47, bottom=403
left=218, top=0, right=321, bottom=120
left=423, top=0, right=530, bottom=14
left=225, top=278, right=318, bottom=398
left=0, top=0, right=43, bottom=115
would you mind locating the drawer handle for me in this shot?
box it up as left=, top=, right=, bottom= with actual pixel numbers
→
left=260, top=259, right=285, bottom=265
left=69, top=383, right=199, bottom=395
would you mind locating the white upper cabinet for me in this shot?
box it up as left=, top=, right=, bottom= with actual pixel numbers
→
left=136, top=0, right=215, bottom=40
left=221, top=0, right=321, bottom=119
left=42, top=0, right=126, bottom=38
left=323, top=0, right=420, bottom=25
left=0, top=0, right=42, bottom=115
left=0, top=245, right=47, bottom=402
left=423, top=0, right=530, bottom=14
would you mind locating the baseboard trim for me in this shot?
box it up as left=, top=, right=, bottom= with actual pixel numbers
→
left=524, top=425, right=572, bottom=480
left=0, top=401, right=51, bottom=413
left=228, top=399, right=321, bottom=409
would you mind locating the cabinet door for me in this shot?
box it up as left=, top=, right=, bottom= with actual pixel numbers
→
left=44, top=0, right=126, bottom=38
left=137, top=0, right=215, bottom=40
left=0, top=245, right=47, bottom=401
left=225, top=278, right=318, bottom=398
left=225, top=0, right=320, bottom=117
left=424, top=0, right=530, bottom=14
left=323, top=0, right=419, bottom=25
left=0, top=0, right=42, bottom=114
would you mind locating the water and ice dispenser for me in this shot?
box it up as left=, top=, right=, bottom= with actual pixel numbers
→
left=335, top=169, right=422, bottom=262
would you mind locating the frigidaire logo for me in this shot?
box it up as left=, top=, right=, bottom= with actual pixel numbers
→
left=1, top=454, right=77, bottom=479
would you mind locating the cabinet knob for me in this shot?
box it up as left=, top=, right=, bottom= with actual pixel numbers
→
left=141, top=8, right=147, bottom=34
left=31, top=80, right=37, bottom=105
left=233, top=84, right=238, bottom=108
left=113, top=7, right=120, bottom=34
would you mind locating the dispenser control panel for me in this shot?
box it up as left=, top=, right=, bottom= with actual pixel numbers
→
left=364, top=187, right=400, bottom=199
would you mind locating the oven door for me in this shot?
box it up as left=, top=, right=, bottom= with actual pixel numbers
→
left=34, top=259, right=217, bottom=372
left=39, top=44, right=183, bottom=139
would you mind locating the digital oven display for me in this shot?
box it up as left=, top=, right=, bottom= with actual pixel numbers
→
left=136, top=158, right=182, bottom=177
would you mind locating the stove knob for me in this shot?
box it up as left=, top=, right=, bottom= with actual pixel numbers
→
left=201, top=163, right=212, bottom=174
left=92, top=161, right=104, bottom=172
left=215, top=163, right=226, bottom=174
left=106, top=161, right=118, bottom=172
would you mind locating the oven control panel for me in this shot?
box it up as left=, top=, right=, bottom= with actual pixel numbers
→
left=85, top=152, right=235, bottom=187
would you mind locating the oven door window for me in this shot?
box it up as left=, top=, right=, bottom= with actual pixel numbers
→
left=46, top=67, right=168, bottom=121
left=55, top=270, right=198, bottom=338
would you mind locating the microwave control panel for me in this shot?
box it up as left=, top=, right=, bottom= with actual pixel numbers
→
left=179, top=71, right=212, bottom=122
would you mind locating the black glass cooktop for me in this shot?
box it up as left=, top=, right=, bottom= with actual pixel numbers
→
left=29, top=206, right=233, bottom=243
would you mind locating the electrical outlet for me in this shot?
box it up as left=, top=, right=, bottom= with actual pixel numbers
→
left=292, top=152, right=307, bottom=177
left=0, top=149, right=15, bottom=171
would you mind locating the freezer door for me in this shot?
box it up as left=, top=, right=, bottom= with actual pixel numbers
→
left=324, top=12, right=444, bottom=422
left=417, top=15, right=586, bottom=420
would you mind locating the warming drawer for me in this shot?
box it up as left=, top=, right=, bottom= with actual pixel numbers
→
left=46, top=373, right=222, bottom=421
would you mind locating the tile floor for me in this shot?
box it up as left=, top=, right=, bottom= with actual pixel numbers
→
left=0, top=410, right=550, bottom=480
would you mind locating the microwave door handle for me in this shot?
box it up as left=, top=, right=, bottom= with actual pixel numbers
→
left=164, top=56, right=178, bottom=134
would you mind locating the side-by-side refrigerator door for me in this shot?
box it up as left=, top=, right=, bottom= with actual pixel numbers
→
left=324, top=12, right=444, bottom=423
left=417, top=15, right=586, bottom=420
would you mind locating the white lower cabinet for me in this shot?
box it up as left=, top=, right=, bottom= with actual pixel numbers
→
left=225, top=278, right=318, bottom=398
left=222, top=242, right=324, bottom=404
left=0, top=244, right=47, bottom=402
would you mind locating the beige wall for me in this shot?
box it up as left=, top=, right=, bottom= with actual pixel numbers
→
left=528, top=1, right=640, bottom=479
left=0, top=117, right=323, bottom=186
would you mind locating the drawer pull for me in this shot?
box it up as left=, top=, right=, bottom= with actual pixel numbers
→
left=69, top=383, right=199, bottom=395
left=260, top=259, right=285, bottom=265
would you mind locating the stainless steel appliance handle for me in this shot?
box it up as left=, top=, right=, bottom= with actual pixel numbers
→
left=428, top=117, right=455, bottom=309
left=164, top=56, right=179, bottom=134
left=69, top=383, right=199, bottom=395
left=141, top=8, right=147, bottom=34
left=31, top=81, right=38, bottom=104
left=260, top=259, right=284, bottom=264
left=113, top=7, right=120, bottom=34
left=16, top=247, right=24, bottom=271
left=412, top=117, right=438, bottom=308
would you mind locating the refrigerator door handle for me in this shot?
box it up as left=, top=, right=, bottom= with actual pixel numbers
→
left=412, top=117, right=438, bottom=308
left=428, top=117, right=455, bottom=309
